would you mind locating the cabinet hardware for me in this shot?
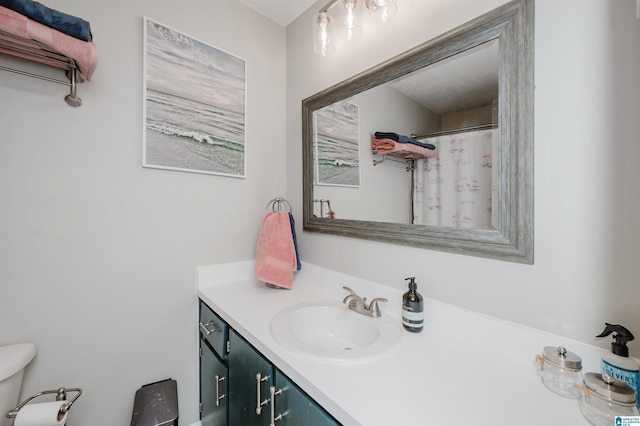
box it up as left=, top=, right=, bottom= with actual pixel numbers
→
left=269, top=386, right=283, bottom=426
left=215, top=375, right=226, bottom=406
left=255, top=373, right=270, bottom=415
left=199, top=321, right=217, bottom=335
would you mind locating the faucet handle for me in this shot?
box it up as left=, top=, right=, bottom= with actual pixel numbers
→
left=368, top=298, right=388, bottom=318
left=342, top=287, right=360, bottom=305
left=342, top=286, right=357, bottom=296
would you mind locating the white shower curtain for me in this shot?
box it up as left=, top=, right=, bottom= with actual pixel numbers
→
left=413, top=128, right=498, bottom=230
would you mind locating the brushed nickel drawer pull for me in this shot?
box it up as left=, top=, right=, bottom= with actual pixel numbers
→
left=255, top=373, right=269, bottom=415
left=199, top=321, right=217, bottom=335
left=269, top=386, right=283, bottom=426
left=215, top=375, right=226, bottom=406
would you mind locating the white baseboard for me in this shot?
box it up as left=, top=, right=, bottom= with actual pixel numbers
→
left=188, top=422, right=202, bottom=426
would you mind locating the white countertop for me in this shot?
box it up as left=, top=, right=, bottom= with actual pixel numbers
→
left=196, top=260, right=605, bottom=426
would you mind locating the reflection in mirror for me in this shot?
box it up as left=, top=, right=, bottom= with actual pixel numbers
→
left=313, top=40, right=499, bottom=229
left=302, top=0, right=533, bottom=263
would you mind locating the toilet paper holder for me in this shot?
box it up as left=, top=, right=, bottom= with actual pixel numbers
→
left=6, top=387, right=82, bottom=421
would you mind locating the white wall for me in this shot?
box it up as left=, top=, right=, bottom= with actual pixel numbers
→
left=0, top=1, right=286, bottom=425
left=287, top=0, right=640, bottom=358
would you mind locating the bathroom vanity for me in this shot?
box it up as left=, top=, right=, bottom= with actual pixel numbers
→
left=199, top=300, right=339, bottom=425
left=197, top=261, right=598, bottom=425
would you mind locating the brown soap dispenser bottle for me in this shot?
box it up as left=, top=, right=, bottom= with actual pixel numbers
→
left=402, top=277, right=424, bottom=333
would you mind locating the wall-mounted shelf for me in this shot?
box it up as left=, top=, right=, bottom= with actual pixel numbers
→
left=0, top=28, right=83, bottom=107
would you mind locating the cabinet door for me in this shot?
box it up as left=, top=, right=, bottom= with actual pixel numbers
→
left=227, top=329, right=273, bottom=426
left=200, top=338, right=228, bottom=426
left=271, top=369, right=340, bottom=426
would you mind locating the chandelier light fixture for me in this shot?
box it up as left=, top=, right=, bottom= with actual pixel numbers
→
left=313, top=0, right=398, bottom=56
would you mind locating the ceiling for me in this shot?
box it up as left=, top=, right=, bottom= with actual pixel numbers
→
left=235, top=0, right=317, bottom=26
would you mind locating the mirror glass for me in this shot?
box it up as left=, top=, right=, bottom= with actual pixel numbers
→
left=312, top=40, right=499, bottom=228
left=302, top=0, right=534, bottom=263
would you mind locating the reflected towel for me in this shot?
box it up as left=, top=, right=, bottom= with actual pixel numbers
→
left=374, top=132, right=436, bottom=150
left=0, top=5, right=97, bottom=80
left=255, top=211, right=297, bottom=289
left=372, top=138, right=437, bottom=159
left=0, top=0, right=92, bottom=41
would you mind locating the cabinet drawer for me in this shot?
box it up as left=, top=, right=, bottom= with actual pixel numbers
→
left=199, top=300, right=228, bottom=359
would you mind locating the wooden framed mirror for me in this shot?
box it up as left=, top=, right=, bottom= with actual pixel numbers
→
left=302, top=0, right=534, bottom=264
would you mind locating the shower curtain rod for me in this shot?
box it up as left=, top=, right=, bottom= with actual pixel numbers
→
left=411, top=123, right=498, bottom=140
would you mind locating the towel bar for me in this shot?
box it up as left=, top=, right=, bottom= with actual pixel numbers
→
left=0, top=28, right=82, bottom=107
left=266, top=197, right=292, bottom=213
left=313, top=199, right=333, bottom=218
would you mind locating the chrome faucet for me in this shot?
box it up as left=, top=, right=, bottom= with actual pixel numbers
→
left=342, top=286, right=388, bottom=318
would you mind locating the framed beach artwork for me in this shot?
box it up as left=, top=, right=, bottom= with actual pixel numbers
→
left=313, top=100, right=360, bottom=187
left=143, top=18, right=246, bottom=177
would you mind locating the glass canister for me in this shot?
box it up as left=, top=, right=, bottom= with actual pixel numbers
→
left=534, top=346, right=583, bottom=398
left=578, top=373, right=639, bottom=426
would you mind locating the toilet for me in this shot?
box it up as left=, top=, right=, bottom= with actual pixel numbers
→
left=0, top=343, right=36, bottom=426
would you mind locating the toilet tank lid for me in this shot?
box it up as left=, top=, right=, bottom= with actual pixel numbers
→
left=0, top=343, right=36, bottom=381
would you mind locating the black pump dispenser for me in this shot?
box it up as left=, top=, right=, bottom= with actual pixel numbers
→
left=408, top=277, right=417, bottom=291
left=402, top=277, right=423, bottom=333
left=596, top=323, right=635, bottom=357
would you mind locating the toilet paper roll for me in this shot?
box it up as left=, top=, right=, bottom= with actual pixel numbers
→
left=14, top=401, right=68, bottom=426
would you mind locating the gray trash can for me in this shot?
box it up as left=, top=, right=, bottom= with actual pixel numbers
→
left=131, top=379, right=178, bottom=426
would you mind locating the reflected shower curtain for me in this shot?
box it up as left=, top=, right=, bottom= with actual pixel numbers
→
left=413, top=129, right=498, bottom=229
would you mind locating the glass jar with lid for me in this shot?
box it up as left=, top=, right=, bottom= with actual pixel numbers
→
left=534, top=346, right=583, bottom=398
left=578, top=373, right=639, bottom=426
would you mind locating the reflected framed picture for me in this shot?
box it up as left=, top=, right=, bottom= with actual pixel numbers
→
left=313, top=100, right=360, bottom=187
left=142, top=17, right=246, bottom=177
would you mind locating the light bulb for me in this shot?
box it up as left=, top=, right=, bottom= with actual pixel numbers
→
left=339, top=0, right=362, bottom=41
left=313, top=12, right=335, bottom=56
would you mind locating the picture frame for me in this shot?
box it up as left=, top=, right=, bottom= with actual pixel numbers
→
left=313, top=100, right=360, bottom=187
left=142, top=17, right=246, bottom=177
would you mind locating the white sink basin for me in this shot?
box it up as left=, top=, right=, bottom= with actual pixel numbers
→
left=270, top=301, right=402, bottom=362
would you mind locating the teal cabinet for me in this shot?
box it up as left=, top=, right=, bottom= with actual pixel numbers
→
left=227, top=329, right=273, bottom=425
left=200, top=337, right=228, bottom=426
left=199, top=299, right=340, bottom=426
left=272, top=369, right=340, bottom=426
left=199, top=302, right=228, bottom=359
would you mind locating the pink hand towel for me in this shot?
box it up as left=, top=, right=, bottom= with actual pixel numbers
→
left=255, top=211, right=297, bottom=289
left=371, top=138, right=437, bottom=159
left=0, top=5, right=97, bottom=80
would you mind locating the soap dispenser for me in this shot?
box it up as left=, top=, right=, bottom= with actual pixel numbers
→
left=596, top=323, right=639, bottom=408
left=402, top=277, right=423, bottom=333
